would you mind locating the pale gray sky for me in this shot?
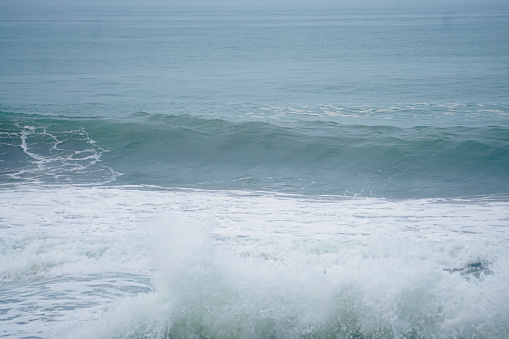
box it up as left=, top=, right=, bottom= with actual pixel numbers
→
left=0, top=0, right=503, bottom=7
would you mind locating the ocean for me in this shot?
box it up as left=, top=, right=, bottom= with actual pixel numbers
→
left=1, top=4, right=509, bottom=338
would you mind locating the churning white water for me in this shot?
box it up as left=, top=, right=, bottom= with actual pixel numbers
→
left=1, top=186, right=508, bottom=338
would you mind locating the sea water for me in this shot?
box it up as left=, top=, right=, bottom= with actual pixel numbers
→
left=1, top=4, right=509, bottom=338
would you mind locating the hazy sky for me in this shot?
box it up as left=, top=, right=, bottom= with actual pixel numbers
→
left=0, top=0, right=502, bottom=7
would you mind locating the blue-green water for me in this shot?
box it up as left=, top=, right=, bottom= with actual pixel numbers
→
left=1, top=6, right=509, bottom=198
left=2, top=109, right=509, bottom=198
left=1, top=5, right=509, bottom=338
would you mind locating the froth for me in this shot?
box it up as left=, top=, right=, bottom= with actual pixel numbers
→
left=77, top=216, right=509, bottom=339
left=1, top=186, right=508, bottom=338
left=0, top=117, right=119, bottom=184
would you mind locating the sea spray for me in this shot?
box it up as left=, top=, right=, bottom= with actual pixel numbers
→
left=32, top=187, right=506, bottom=338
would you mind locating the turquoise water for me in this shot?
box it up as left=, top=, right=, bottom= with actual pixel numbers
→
left=1, top=5, right=509, bottom=338
left=2, top=110, right=509, bottom=198
left=1, top=6, right=509, bottom=198
left=1, top=6, right=508, bottom=106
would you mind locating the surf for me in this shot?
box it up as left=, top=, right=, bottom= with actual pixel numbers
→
left=1, top=186, right=508, bottom=338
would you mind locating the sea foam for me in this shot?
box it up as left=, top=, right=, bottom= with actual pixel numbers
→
left=1, top=186, right=508, bottom=338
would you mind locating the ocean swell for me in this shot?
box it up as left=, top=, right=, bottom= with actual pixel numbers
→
left=1, top=111, right=508, bottom=197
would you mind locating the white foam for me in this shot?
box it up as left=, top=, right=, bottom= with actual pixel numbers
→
left=1, top=186, right=508, bottom=338
left=6, top=124, right=118, bottom=183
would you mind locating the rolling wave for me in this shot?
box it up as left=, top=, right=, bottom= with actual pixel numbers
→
left=1, top=111, right=508, bottom=197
